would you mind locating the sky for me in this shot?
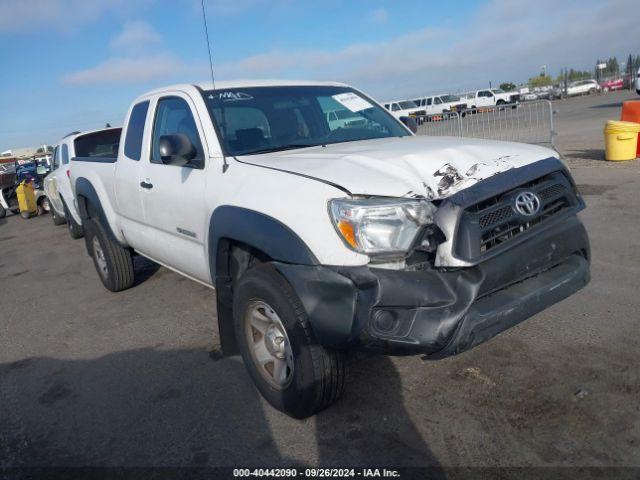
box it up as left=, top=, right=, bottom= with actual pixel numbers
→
left=0, top=0, right=638, bottom=150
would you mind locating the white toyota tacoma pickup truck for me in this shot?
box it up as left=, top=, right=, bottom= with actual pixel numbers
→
left=70, top=80, right=590, bottom=418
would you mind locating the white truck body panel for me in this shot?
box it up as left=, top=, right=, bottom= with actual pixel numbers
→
left=44, top=136, right=82, bottom=223
left=70, top=80, right=560, bottom=284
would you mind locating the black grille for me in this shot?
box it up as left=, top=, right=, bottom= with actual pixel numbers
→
left=479, top=205, right=513, bottom=229
left=480, top=197, right=569, bottom=253
left=458, top=171, right=577, bottom=257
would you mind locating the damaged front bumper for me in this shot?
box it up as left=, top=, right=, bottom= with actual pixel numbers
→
left=274, top=214, right=590, bottom=358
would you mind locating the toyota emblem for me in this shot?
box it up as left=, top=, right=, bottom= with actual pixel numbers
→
left=514, top=191, right=541, bottom=216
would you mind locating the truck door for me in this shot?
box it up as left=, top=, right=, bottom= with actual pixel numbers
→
left=140, top=93, right=209, bottom=283
left=45, top=145, right=63, bottom=214
left=425, top=97, right=435, bottom=115
left=477, top=90, right=495, bottom=107
left=114, top=100, right=151, bottom=251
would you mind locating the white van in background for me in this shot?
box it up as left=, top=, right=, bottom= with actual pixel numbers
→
left=412, top=94, right=467, bottom=115
left=383, top=100, right=422, bottom=119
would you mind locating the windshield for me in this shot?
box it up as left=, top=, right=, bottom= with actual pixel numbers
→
left=491, top=88, right=505, bottom=94
left=440, top=94, right=460, bottom=102
left=202, top=86, right=410, bottom=156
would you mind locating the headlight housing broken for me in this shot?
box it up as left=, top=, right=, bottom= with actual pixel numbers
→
left=329, top=198, right=437, bottom=257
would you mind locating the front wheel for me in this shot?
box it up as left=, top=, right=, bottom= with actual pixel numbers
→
left=0, top=204, right=5, bottom=219
left=233, top=264, right=345, bottom=418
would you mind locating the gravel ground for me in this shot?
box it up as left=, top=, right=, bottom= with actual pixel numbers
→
left=1, top=90, right=639, bottom=470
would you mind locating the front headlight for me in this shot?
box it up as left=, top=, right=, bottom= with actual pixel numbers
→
left=329, top=198, right=436, bottom=256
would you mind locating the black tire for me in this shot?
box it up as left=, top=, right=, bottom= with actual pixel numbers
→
left=496, top=99, right=505, bottom=105
left=85, top=218, right=134, bottom=292
left=39, top=196, right=50, bottom=214
left=64, top=202, right=84, bottom=239
left=0, top=204, right=5, bottom=219
left=51, top=207, right=66, bottom=226
left=233, top=263, right=345, bottom=418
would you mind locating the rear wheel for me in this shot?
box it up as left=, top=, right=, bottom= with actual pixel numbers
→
left=0, top=204, right=5, bottom=219
left=64, top=202, right=83, bottom=239
left=85, top=219, right=134, bottom=292
left=233, top=264, right=345, bottom=418
left=51, top=207, right=66, bottom=226
left=36, top=197, right=49, bottom=216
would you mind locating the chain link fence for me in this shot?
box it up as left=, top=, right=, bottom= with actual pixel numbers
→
left=414, top=100, right=556, bottom=148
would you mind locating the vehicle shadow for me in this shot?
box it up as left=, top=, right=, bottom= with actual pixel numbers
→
left=589, top=101, right=625, bottom=109
left=1, top=349, right=445, bottom=472
left=132, top=255, right=162, bottom=286
left=1, top=348, right=281, bottom=467
left=315, top=355, right=445, bottom=474
left=563, top=149, right=605, bottom=161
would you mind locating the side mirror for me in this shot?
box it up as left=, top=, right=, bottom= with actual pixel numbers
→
left=158, top=134, right=202, bottom=168
left=399, top=116, right=418, bottom=134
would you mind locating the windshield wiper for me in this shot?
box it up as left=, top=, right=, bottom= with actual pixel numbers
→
left=241, top=144, right=314, bottom=155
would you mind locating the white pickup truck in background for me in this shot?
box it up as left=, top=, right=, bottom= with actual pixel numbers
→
left=461, top=88, right=520, bottom=108
left=70, top=80, right=590, bottom=418
left=45, top=127, right=121, bottom=238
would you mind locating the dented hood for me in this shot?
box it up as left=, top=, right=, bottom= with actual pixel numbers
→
left=241, top=136, right=558, bottom=199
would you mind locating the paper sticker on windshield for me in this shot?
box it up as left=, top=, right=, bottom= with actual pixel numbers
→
left=332, top=92, right=372, bottom=112
left=209, top=91, right=254, bottom=101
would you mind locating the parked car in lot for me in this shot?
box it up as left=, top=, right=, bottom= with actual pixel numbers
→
left=0, top=160, right=50, bottom=219
left=412, top=94, right=467, bottom=115
left=600, top=78, right=624, bottom=92
left=460, top=88, right=519, bottom=108
left=70, top=80, right=590, bottom=418
left=383, top=100, right=423, bottom=118
left=44, top=127, right=121, bottom=238
left=566, top=79, right=600, bottom=97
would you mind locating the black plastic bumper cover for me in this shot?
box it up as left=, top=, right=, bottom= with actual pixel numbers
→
left=274, top=214, right=590, bottom=358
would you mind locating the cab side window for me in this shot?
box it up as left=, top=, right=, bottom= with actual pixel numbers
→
left=52, top=146, right=60, bottom=169
left=151, top=97, right=204, bottom=165
left=434, top=97, right=442, bottom=105
left=124, top=101, right=150, bottom=161
left=391, top=103, right=400, bottom=112
left=61, top=143, right=70, bottom=165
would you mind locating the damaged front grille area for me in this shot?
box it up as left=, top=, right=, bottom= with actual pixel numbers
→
left=480, top=196, right=569, bottom=252
left=455, top=170, right=579, bottom=259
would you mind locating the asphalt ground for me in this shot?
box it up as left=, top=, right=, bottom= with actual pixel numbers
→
left=1, top=90, right=639, bottom=472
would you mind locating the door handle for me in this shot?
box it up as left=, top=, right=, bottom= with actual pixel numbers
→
left=140, top=181, right=153, bottom=189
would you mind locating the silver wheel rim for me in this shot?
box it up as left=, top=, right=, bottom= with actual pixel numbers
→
left=244, top=300, right=294, bottom=389
left=92, top=236, right=108, bottom=280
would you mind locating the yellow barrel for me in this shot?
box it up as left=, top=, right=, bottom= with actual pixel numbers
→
left=604, top=120, right=640, bottom=161
left=16, top=180, right=37, bottom=215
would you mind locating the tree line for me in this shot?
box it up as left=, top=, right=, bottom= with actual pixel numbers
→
left=499, top=54, right=640, bottom=90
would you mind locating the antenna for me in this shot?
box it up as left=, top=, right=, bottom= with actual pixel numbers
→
left=201, top=0, right=216, bottom=90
